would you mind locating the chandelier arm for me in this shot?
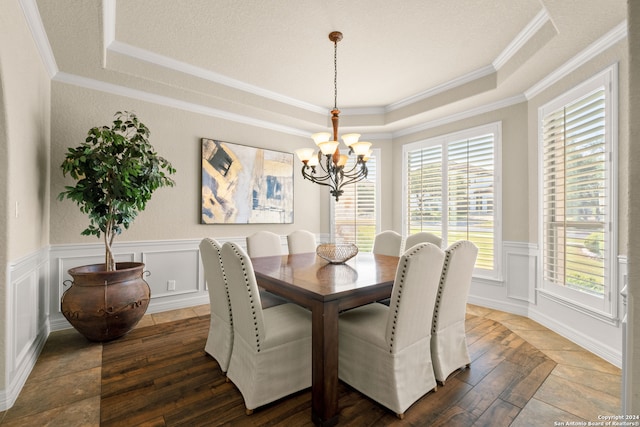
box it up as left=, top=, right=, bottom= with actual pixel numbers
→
left=307, top=177, right=338, bottom=190
left=302, top=169, right=340, bottom=192
left=334, top=175, right=367, bottom=199
left=338, top=162, right=368, bottom=184
left=341, top=161, right=366, bottom=176
left=301, top=167, right=334, bottom=187
left=341, top=166, right=368, bottom=181
left=302, top=164, right=332, bottom=182
left=337, top=171, right=368, bottom=189
left=306, top=154, right=337, bottom=181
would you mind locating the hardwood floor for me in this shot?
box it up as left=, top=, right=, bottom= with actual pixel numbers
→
left=0, top=304, right=621, bottom=426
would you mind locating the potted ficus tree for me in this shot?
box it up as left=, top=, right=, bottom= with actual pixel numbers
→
left=58, top=111, right=176, bottom=341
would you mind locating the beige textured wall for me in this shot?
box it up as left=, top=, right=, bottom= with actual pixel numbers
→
left=0, top=0, right=51, bottom=394
left=49, top=83, right=328, bottom=244
left=0, top=37, right=7, bottom=397
left=391, top=102, right=529, bottom=242
left=2, top=3, right=51, bottom=259
left=626, top=0, right=639, bottom=413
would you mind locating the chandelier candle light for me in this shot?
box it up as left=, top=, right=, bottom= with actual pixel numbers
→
left=295, top=31, right=372, bottom=202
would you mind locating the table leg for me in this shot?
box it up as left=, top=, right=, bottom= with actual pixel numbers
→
left=310, top=300, right=339, bottom=427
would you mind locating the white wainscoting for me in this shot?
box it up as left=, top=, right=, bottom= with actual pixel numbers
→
left=467, top=241, right=532, bottom=317
left=3, top=248, right=50, bottom=411
left=48, top=236, right=290, bottom=329
left=48, top=237, right=260, bottom=331
left=1, top=237, right=624, bottom=411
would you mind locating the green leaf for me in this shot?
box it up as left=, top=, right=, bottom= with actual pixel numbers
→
left=58, top=111, right=176, bottom=257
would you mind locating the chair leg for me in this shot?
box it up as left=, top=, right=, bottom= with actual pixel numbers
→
left=225, top=376, right=230, bottom=383
left=245, top=408, right=254, bottom=415
left=396, top=412, right=404, bottom=420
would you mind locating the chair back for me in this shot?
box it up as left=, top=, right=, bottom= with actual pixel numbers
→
left=199, top=238, right=232, bottom=324
left=222, top=242, right=266, bottom=351
left=246, top=231, right=283, bottom=258
left=385, top=243, right=445, bottom=353
left=372, top=230, right=403, bottom=257
left=433, top=240, right=478, bottom=333
left=287, top=230, right=317, bottom=254
left=405, top=232, right=442, bottom=250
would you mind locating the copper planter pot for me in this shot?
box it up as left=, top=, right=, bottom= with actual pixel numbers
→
left=61, top=262, right=150, bottom=342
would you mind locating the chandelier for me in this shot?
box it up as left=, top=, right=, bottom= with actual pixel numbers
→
left=295, top=31, right=372, bottom=202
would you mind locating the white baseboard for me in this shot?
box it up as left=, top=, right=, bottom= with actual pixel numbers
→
left=529, top=305, right=622, bottom=367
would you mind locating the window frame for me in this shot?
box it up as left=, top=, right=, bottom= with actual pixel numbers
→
left=402, top=122, right=502, bottom=280
left=537, top=64, right=619, bottom=319
left=330, top=148, right=381, bottom=251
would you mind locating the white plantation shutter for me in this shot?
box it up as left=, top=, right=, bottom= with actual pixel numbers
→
left=542, top=89, right=607, bottom=297
left=538, top=65, right=616, bottom=316
left=447, top=134, right=495, bottom=270
left=403, top=123, right=500, bottom=278
left=332, top=151, right=378, bottom=251
left=407, top=145, right=442, bottom=236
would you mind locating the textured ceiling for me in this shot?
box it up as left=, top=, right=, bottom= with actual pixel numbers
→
left=34, top=0, right=627, bottom=135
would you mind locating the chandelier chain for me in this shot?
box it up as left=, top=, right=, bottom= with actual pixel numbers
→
left=334, top=38, right=338, bottom=110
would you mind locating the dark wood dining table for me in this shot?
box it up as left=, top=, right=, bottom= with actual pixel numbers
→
left=251, top=252, right=399, bottom=426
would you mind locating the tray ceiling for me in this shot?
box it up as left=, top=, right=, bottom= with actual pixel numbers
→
left=33, top=0, right=627, bottom=136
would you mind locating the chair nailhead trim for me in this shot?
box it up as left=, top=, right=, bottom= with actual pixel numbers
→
left=432, top=241, right=466, bottom=334
left=231, top=244, right=262, bottom=352
left=209, top=239, right=233, bottom=328
left=389, top=243, right=427, bottom=353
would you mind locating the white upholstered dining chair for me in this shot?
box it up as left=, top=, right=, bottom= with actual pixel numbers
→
left=199, top=238, right=233, bottom=373
left=221, top=242, right=312, bottom=414
left=405, top=231, right=442, bottom=250
left=286, top=230, right=317, bottom=254
left=431, top=240, right=478, bottom=385
left=372, top=230, right=403, bottom=257
left=338, top=242, right=445, bottom=418
left=373, top=230, right=404, bottom=306
left=246, top=230, right=284, bottom=258
left=245, top=231, right=288, bottom=308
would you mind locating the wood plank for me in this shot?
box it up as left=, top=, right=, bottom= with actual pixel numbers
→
left=98, top=313, right=559, bottom=426
left=472, top=398, right=521, bottom=427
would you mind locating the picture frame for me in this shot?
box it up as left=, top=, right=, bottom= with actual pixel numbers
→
left=201, top=138, right=294, bottom=224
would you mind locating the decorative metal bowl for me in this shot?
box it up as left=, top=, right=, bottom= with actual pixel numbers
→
left=316, top=243, right=359, bottom=264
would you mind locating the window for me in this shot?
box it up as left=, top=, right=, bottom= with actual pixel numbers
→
left=539, top=66, right=617, bottom=316
left=332, top=149, right=380, bottom=251
left=403, top=123, right=501, bottom=279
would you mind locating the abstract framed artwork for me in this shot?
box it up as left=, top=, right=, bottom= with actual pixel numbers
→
left=201, top=138, right=294, bottom=224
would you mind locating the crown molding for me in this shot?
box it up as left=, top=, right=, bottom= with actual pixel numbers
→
left=18, top=0, right=58, bottom=78
left=107, top=40, right=327, bottom=116
left=525, top=20, right=627, bottom=99
left=340, top=107, right=387, bottom=116
left=387, top=7, right=552, bottom=115
left=21, top=0, right=629, bottom=143
left=52, top=72, right=310, bottom=138
left=386, top=65, right=496, bottom=113
left=101, top=0, right=325, bottom=115
left=103, top=0, right=116, bottom=67
left=493, top=8, right=552, bottom=70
